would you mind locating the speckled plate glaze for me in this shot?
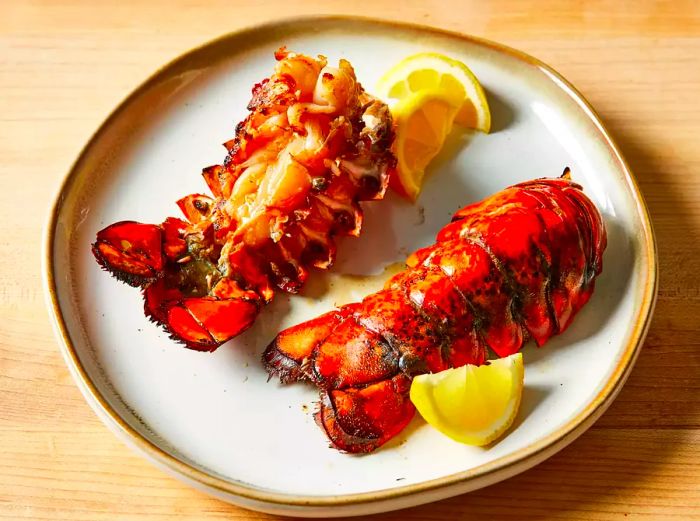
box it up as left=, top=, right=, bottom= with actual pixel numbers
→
left=44, top=16, right=657, bottom=517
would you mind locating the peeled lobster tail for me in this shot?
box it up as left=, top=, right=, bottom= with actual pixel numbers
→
left=92, top=49, right=395, bottom=351
left=264, top=175, right=606, bottom=453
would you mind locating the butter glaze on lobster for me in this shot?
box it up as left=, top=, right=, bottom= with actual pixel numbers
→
left=92, top=49, right=394, bottom=350
left=264, top=175, right=607, bottom=453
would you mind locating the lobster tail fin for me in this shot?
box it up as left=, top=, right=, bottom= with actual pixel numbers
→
left=143, top=277, right=261, bottom=352
left=92, top=221, right=165, bottom=287
left=315, top=374, right=415, bottom=453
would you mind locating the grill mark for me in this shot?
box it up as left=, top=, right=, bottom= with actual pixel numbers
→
left=435, top=263, right=491, bottom=356
left=562, top=187, right=599, bottom=284
left=390, top=267, right=457, bottom=372
left=518, top=187, right=584, bottom=329
left=457, top=233, right=527, bottom=344
left=516, top=190, right=559, bottom=334
left=532, top=211, right=559, bottom=335
left=419, top=238, right=501, bottom=356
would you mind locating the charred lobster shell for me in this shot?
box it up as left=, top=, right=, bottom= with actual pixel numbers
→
left=264, top=175, right=607, bottom=452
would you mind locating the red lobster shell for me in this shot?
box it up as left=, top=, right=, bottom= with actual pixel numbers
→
left=92, top=49, right=395, bottom=350
left=264, top=175, right=607, bottom=453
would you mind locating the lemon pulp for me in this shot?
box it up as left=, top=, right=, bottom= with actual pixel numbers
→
left=391, top=91, right=459, bottom=199
left=377, top=52, right=491, bottom=132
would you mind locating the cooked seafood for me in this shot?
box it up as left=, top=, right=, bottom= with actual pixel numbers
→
left=92, top=48, right=395, bottom=350
left=264, top=175, right=606, bottom=452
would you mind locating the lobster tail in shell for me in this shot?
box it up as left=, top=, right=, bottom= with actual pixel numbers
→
left=264, top=176, right=606, bottom=452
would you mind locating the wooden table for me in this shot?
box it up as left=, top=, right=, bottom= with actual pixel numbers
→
left=2, top=1, right=699, bottom=519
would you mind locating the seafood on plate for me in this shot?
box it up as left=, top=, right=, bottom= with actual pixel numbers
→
left=92, top=48, right=395, bottom=350
left=264, top=174, right=607, bottom=453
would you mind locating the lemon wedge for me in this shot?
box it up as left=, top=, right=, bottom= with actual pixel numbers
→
left=390, top=90, right=460, bottom=200
left=410, top=353, right=524, bottom=446
left=377, top=52, right=491, bottom=200
left=377, top=52, right=491, bottom=132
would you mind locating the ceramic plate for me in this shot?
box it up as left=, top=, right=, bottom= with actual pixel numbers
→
left=44, top=16, right=657, bottom=517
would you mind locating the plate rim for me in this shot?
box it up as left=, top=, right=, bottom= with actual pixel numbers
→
left=42, top=14, right=659, bottom=509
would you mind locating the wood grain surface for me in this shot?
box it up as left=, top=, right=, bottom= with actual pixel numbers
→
left=1, top=1, right=699, bottom=519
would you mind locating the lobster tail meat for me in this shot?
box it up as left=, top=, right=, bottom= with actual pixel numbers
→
left=92, top=48, right=395, bottom=350
left=264, top=176, right=607, bottom=452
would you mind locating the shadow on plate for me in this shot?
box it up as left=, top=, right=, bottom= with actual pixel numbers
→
left=484, top=88, right=516, bottom=133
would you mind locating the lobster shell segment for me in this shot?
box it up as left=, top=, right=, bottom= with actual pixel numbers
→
left=264, top=176, right=607, bottom=453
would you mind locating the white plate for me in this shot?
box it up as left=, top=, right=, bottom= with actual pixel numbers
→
left=44, top=16, right=657, bottom=517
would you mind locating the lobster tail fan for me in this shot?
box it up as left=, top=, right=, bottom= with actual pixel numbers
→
left=92, top=221, right=165, bottom=287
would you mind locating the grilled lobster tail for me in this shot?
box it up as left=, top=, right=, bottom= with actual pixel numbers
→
left=92, top=49, right=395, bottom=350
left=264, top=176, right=606, bottom=452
